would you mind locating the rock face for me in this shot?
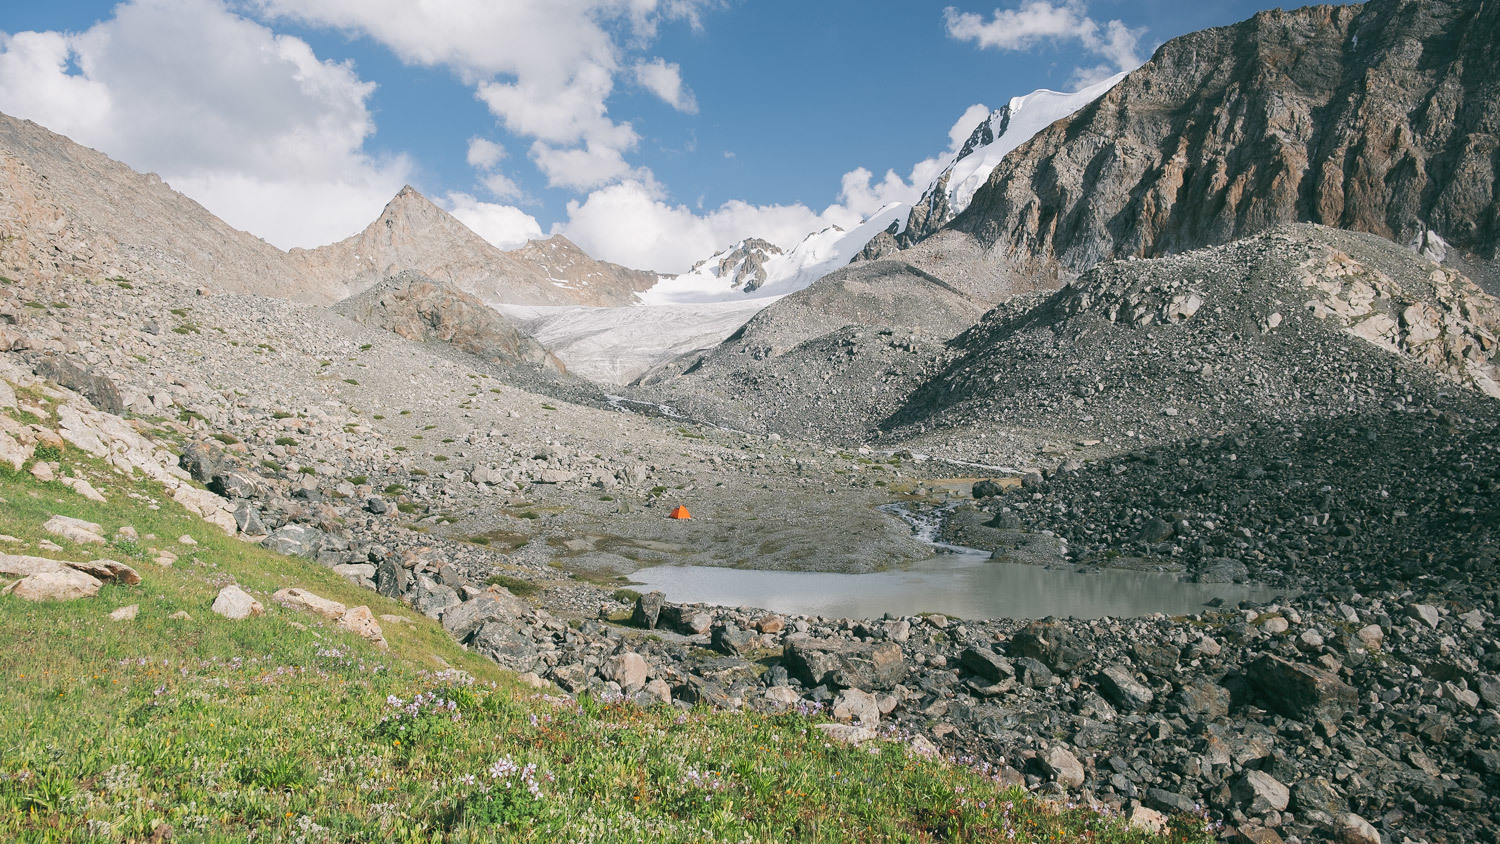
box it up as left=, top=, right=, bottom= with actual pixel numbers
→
left=334, top=271, right=564, bottom=372
left=942, top=0, right=1500, bottom=290
left=689, top=237, right=783, bottom=293
left=290, top=186, right=656, bottom=306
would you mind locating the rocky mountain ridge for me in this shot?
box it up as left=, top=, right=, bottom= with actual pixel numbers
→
left=0, top=113, right=655, bottom=309
left=928, top=0, right=1499, bottom=291
left=291, top=186, right=657, bottom=307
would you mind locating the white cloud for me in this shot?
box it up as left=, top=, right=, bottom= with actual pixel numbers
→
left=943, top=1, right=1144, bottom=78
left=480, top=171, right=524, bottom=201
left=531, top=140, right=642, bottom=191
left=0, top=0, right=409, bottom=249
left=560, top=99, right=1019, bottom=273
left=445, top=192, right=544, bottom=250
left=253, top=0, right=711, bottom=200
left=466, top=137, right=507, bottom=169
left=561, top=180, right=839, bottom=274
left=633, top=58, right=696, bottom=113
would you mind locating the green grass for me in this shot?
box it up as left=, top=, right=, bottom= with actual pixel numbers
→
left=483, top=574, right=543, bottom=598
left=0, top=436, right=1211, bottom=843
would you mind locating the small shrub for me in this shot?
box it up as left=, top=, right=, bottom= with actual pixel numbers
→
left=610, top=588, right=641, bottom=605
left=484, top=575, right=541, bottom=598
left=359, top=343, right=372, bottom=351
left=210, top=432, right=239, bottom=445
left=348, top=475, right=367, bottom=486
left=518, top=511, right=539, bottom=520
left=298, top=466, right=317, bottom=476
left=432, top=455, right=449, bottom=462
left=343, top=378, right=359, bottom=385
left=32, top=444, right=62, bottom=463
left=382, top=484, right=406, bottom=495
left=274, top=436, right=297, bottom=447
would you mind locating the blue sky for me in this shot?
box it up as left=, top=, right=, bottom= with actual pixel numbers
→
left=0, top=0, right=1295, bottom=272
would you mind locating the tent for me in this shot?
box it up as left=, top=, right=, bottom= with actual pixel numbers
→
left=668, top=505, right=691, bottom=520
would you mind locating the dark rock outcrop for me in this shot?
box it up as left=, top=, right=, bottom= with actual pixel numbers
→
left=335, top=271, right=564, bottom=372
left=942, top=0, right=1500, bottom=287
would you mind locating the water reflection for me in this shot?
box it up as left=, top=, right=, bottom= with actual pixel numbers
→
left=628, top=550, right=1288, bottom=620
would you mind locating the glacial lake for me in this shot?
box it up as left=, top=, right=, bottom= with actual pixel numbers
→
left=629, top=546, right=1290, bottom=621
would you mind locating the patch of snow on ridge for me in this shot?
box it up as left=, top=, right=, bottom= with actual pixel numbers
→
left=924, top=72, right=1129, bottom=232
left=639, top=203, right=910, bottom=305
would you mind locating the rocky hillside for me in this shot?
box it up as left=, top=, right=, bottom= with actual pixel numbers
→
left=937, top=0, right=1499, bottom=291
left=0, top=113, right=305, bottom=300
left=333, top=270, right=565, bottom=372
left=0, top=114, right=658, bottom=309
left=292, top=187, right=656, bottom=307
left=641, top=260, right=997, bottom=436
left=885, top=225, right=1500, bottom=456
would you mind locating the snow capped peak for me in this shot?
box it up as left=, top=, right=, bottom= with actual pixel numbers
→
left=638, top=75, right=1124, bottom=307
left=639, top=204, right=907, bottom=305
left=906, top=72, right=1128, bottom=242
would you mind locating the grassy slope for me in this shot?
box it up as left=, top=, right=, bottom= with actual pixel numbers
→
left=0, top=416, right=1212, bottom=842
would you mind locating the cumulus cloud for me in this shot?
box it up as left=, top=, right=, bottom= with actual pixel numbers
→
left=445, top=192, right=544, bottom=250
left=464, top=137, right=526, bottom=200
left=944, top=1, right=1144, bottom=83
left=253, top=0, right=711, bottom=200
left=466, top=137, right=507, bottom=169
left=560, top=101, right=1010, bottom=273
left=0, top=0, right=409, bottom=249
left=561, top=180, right=840, bottom=274
left=633, top=58, right=697, bottom=112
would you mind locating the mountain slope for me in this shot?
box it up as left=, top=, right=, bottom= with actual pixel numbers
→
left=292, top=187, right=656, bottom=307
left=0, top=112, right=307, bottom=300
left=940, top=0, right=1500, bottom=289
left=884, top=225, right=1500, bottom=457
left=896, top=73, right=1128, bottom=248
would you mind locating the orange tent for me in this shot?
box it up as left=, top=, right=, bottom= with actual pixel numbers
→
left=668, top=505, right=691, bottom=520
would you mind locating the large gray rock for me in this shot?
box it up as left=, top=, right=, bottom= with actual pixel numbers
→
left=471, top=622, right=541, bottom=673
left=3, top=568, right=102, bottom=601
left=784, top=639, right=906, bottom=691
left=632, top=591, right=665, bottom=629
left=599, top=652, right=649, bottom=693
left=961, top=646, right=1015, bottom=682
left=711, top=623, right=757, bottom=656
left=33, top=354, right=124, bottom=414
left=1007, top=620, right=1091, bottom=674
left=1195, top=557, right=1249, bottom=583
left=375, top=557, right=410, bottom=598
left=831, top=688, right=880, bottom=726
left=211, top=585, right=263, bottom=620
left=1040, top=745, right=1085, bottom=788
left=1231, top=770, right=1289, bottom=814
left=1245, top=654, right=1357, bottom=722
left=262, top=524, right=324, bottom=558
left=441, top=590, right=526, bottom=641
left=1097, top=665, right=1155, bottom=712
left=411, top=584, right=461, bottom=619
